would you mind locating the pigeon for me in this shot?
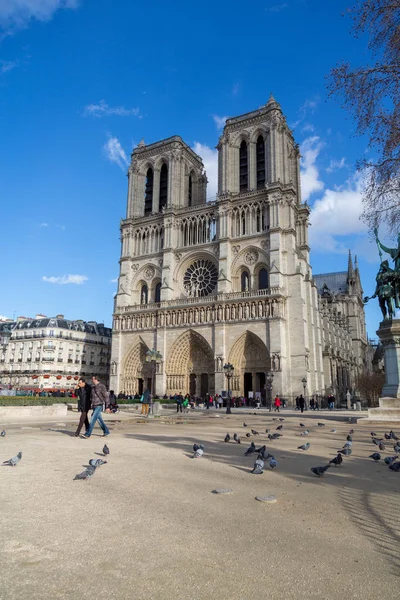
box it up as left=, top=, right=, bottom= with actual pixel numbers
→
left=251, top=458, right=264, bottom=474
left=390, top=431, right=399, bottom=441
left=300, top=429, right=310, bottom=436
left=265, top=429, right=270, bottom=434
left=2, top=451, right=22, bottom=467
left=370, top=432, right=377, bottom=437
left=233, top=433, right=241, bottom=444
left=89, top=458, right=107, bottom=467
left=298, top=442, right=310, bottom=451
left=329, top=453, right=343, bottom=467
left=299, top=423, right=305, bottom=427
left=317, top=423, right=326, bottom=427
left=269, top=457, right=277, bottom=470
left=103, top=444, right=110, bottom=457
left=384, top=456, right=397, bottom=466
left=394, top=444, right=400, bottom=453
left=74, top=466, right=96, bottom=480
left=0, top=430, right=6, bottom=437
left=343, top=441, right=352, bottom=448
left=346, top=435, right=353, bottom=442
left=330, top=428, right=337, bottom=433
left=251, top=429, right=260, bottom=435
left=378, top=442, right=386, bottom=451
left=276, top=425, right=283, bottom=431
left=244, top=442, right=256, bottom=456
left=384, top=433, right=391, bottom=440
left=224, top=433, right=231, bottom=443
left=243, top=423, right=248, bottom=428
left=349, top=429, right=355, bottom=435
left=272, top=418, right=278, bottom=421
left=255, top=445, right=267, bottom=457
left=279, top=418, right=285, bottom=422
left=311, top=465, right=331, bottom=477
left=389, top=461, right=400, bottom=471
left=193, top=445, right=204, bottom=458
left=372, top=438, right=382, bottom=446
left=369, top=452, right=381, bottom=461
left=338, top=448, right=352, bottom=456
left=246, top=433, right=251, bottom=438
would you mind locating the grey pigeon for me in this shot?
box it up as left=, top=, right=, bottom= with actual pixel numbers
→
left=246, top=432, right=251, bottom=438
left=389, top=461, right=400, bottom=471
left=349, top=429, right=355, bottom=435
left=89, top=458, right=107, bottom=467
left=372, top=438, right=383, bottom=446
left=278, top=418, right=284, bottom=422
left=251, top=429, right=260, bottom=435
left=244, top=442, right=256, bottom=456
left=384, top=456, right=397, bottom=466
left=192, top=443, right=204, bottom=454
left=390, top=431, right=399, bottom=441
left=0, top=430, right=6, bottom=437
left=329, top=453, right=343, bottom=467
left=74, top=466, right=96, bottom=480
left=299, top=423, right=305, bottom=427
left=346, top=435, right=353, bottom=442
left=251, top=458, right=264, bottom=474
left=378, top=442, right=386, bottom=451
left=255, top=445, right=267, bottom=457
left=394, top=444, right=400, bottom=453
left=300, top=429, right=310, bottom=436
left=192, top=446, right=204, bottom=458
left=276, top=425, right=283, bottom=431
left=265, top=429, right=270, bottom=434
left=243, top=423, right=248, bottom=428
left=233, top=433, right=241, bottom=444
left=298, top=442, right=310, bottom=451
left=311, top=465, right=331, bottom=477
left=338, top=448, right=352, bottom=456
left=317, top=423, right=325, bottom=427
left=384, top=433, right=391, bottom=440
left=370, top=431, right=377, bottom=437
left=330, top=428, right=337, bottom=433
left=3, top=451, right=22, bottom=467
left=103, top=444, right=110, bottom=457
left=269, top=457, right=277, bottom=470
left=369, top=452, right=381, bottom=461
left=224, top=433, right=231, bottom=443
left=343, top=441, right=352, bottom=448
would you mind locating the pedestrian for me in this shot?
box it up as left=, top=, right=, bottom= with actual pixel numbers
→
left=295, top=396, right=300, bottom=410
left=274, top=396, right=281, bottom=412
left=141, top=388, right=151, bottom=416
left=83, top=376, right=110, bottom=438
left=74, top=377, right=91, bottom=437
left=217, top=394, right=223, bottom=410
left=298, top=394, right=305, bottom=413
left=309, top=397, right=315, bottom=410
left=175, top=392, right=183, bottom=413
left=328, top=394, right=335, bottom=410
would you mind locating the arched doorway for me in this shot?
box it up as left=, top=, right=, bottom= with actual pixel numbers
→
left=228, top=331, right=270, bottom=398
left=121, top=340, right=153, bottom=395
left=166, top=330, right=215, bottom=398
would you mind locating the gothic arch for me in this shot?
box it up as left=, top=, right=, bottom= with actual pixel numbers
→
left=121, top=338, right=153, bottom=395
left=166, top=330, right=215, bottom=396
left=139, top=159, right=155, bottom=176
left=228, top=331, right=270, bottom=396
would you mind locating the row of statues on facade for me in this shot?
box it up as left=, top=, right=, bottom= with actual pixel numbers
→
left=365, top=229, right=400, bottom=319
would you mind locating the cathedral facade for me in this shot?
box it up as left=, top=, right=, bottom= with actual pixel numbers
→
left=110, top=96, right=368, bottom=401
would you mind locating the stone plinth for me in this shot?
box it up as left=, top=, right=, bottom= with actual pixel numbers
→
left=0, top=404, right=68, bottom=421
left=368, top=320, right=400, bottom=421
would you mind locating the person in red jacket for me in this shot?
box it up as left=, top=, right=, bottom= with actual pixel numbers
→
left=274, top=396, right=281, bottom=412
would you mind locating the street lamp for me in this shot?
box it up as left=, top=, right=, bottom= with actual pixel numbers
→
left=302, top=377, right=307, bottom=405
left=266, top=371, right=274, bottom=412
left=223, top=363, right=234, bottom=414
left=145, top=349, right=162, bottom=413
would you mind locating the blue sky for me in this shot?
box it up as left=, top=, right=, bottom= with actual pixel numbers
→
left=0, top=0, right=389, bottom=338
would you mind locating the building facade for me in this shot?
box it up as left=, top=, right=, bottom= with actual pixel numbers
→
left=110, top=96, right=368, bottom=400
left=0, top=315, right=111, bottom=391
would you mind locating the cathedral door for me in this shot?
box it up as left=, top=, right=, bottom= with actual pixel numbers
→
left=200, top=373, right=208, bottom=398
left=244, top=372, right=252, bottom=399
left=190, top=373, right=197, bottom=396
left=138, top=378, right=144, bottom=395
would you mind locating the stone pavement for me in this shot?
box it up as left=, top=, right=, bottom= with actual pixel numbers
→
left=0, top=411, right=399, bottom=600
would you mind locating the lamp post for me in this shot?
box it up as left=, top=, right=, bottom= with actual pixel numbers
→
left=266, top=371, right=274, bottom=412
left=145, top=349, right=162, bottom=414
left=223, top=363, right=234, bottom=414
left=302, top=377, right=307, bottom=408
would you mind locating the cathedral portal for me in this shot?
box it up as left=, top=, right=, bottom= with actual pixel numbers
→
left=166, top=330, right=215, bottom=396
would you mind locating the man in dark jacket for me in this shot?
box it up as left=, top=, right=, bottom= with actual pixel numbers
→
left=74, top=377, right=92, bottom=437
left=83, top=376, right=111, bottom=438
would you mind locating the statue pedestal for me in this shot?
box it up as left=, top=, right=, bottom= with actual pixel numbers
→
left=367, top=320, right=400, bottom=422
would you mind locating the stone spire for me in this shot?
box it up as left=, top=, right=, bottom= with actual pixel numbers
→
left=347, top=249, right=354, bottom=279
left=265, top=93, right=281, bottom=112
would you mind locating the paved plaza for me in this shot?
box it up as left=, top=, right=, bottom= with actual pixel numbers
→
left=0, top=409, right=399, bottom=600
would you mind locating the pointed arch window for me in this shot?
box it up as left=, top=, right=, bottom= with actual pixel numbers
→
left=144, top=168, right=153, bottom=215
left=188, top=174, right=193, bottom=207
left=239, top=141, right=248, bottom=191
left=258, top=268, right=269, bottom=290
left=241, top=271, right=250, bottom=292
left=256, top=136, right=265, bottom=189
left=159, top=163, right=168, bottom=211
left=141, top=284, right=148, bottom=305
left=155, top=282, right=161, bottom=303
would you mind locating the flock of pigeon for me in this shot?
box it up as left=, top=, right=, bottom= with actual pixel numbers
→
left=192, top=417, right=400, bottom=477
left=1, top=427, right=112, bottom=479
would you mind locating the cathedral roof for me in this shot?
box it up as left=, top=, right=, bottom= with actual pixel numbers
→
left=314, top=272, right=349, bottom=295
left=132, top=135, right=204, bottom=164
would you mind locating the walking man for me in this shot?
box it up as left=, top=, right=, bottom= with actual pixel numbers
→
left=74, top=377, right=91, bottom=437
left=83, top=376, right=110, bottom=438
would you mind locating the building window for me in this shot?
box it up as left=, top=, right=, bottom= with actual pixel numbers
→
left=239, top=141, right=248, bottom=191
left=144, top=168, right=153, bottom=215
left=258, top=268, right=269, bottom=290
left=155, top=282, right=161, bottom=303
left=241, top=271, right=250, bottom=292
left=159, top=163, right=168, bottom=211
left=256, top=136, right=266, bottom=189
left=141, top=284, right=148, bottom=305
left=188, top=174, right=192, bottom=207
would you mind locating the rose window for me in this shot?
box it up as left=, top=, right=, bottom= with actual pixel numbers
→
left=183, top=259, right=218, bottom=297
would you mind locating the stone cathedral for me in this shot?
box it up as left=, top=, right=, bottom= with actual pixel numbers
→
left=110, top=96, right=368, bottom=401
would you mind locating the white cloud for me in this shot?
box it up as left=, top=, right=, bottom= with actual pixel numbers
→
left=39, top=222, right=49, bottom=227
left=0, top=0, right=80, bottom=31
left=326, top=157, right=347, bottom=173
left=110, top=278, right=118, bottom=283
left=309, top=173, right=367, bottom=253
left=265, top=3, right=288, bottom=13
left=300, top=136, right=325, bottom=201
left=42, top=274, right=88, bottom=285
left=103, top=136, right=129, bottom=170
left=0, top=59, right=18, bottom=73
left=192, top=142, right=218, bottom=201
left=84, top=100, right=140, bottom=118
left=0, top=315, right=10, bottom=321
left=232, top=82, right=240, bottom=96
left=291, top=97, right=319, bottom=129
left=212, top=115, right=228, bottom=130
